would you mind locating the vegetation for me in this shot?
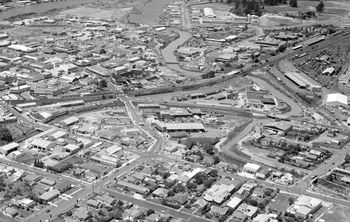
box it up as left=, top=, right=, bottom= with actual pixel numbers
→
left=230, top=0, right=263, bottom=16
left=0, top=126, right=13, bottom=143
left=33, top=159, right=44, bottom=168
left=264, top=0, right=287, bottom=6
left=316, top=1, right=325, bottom=13
left=289, top=0, right=298, bottom=8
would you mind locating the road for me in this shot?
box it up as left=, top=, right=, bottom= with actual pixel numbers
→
left=18, top=25, right=350, bottom=221
left=106, top=189, right=213, bottom=222
left=248, top=76, right=303, bottom=116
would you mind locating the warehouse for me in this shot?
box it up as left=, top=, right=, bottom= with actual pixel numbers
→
left=323, top=93, right=348, bottom=106
left=31, top=139, right=55, bottom=150
left=60, top=116, right=80, bottom=126
left=203, top=7, right=215, bottom=18
left=0, top=142, right=19, bottom=156
left=284, top=72, right=321, bottom=90
left=153, top=121, right=206, bottom=132
left=86, top=65, right=111, bottom=77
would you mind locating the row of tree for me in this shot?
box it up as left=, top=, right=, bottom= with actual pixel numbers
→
left=229, top=0, right=326, bottom=14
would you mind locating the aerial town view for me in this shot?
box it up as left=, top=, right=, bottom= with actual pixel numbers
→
left=0, top=0, right=350, bottom=221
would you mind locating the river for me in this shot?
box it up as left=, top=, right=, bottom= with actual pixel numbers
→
left=160, top=30, right=203, bottom=77
left=0, top=0, right=96, bottom=20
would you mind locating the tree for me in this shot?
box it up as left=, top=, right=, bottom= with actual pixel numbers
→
left=289, top=0, right=297, bottom=8
left=288, top=197, right=295, bottom=205
left=99, top=79, right=107, bottom=88
left=278, top=44, right=287, bottom=52
left=213, top=156, right=220, bottom=164
left=34, top=159, right=44, bottom=168
left=316, top=1, right=324, bottom=12
left=0, top=126, right=12, bottom=142
left=146, top=209, right=154, bottom=216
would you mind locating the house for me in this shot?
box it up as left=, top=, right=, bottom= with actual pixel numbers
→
left=39, top=188, right=60, bottom=202
left=3, top=207, right=18, bottom=218
left=226, top=196, right=242, bottom=210
left=253, top=214, right=278, bottom=222
left=55, top=181, right=71, bottom=193
left=210, top=206, right=229, bottom=217
left=73, top=207, right=91, bottom=221
left=193, top=198, right=208, bottom=210
left=23, top=173, right=41, bottom=186
left=152, top=188, right=169, bottom=198
left=87, top=199, right=101, bottom=209
left=242, top=163, right=261, bottom=177
left=40, top=178, right=56, bottom=186
left=17, top=198, right=35, bottom=208
left=230, top=211, right=248, bottom=222
left=237, top=203, right=258, bottom=218
left=256, top=168, right=271, bottom=180
left=123, top=206, right=145, bottom=220
left=203, top=179, right=241, bottom=204
left=288, top=195, right=322, bottom=219
left=95, top=194, right=115, bottom=206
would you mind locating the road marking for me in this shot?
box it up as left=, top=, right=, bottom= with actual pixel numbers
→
left=62, top=193, right=73, bottom=199
left=69, top=187, right=83, bottom=196
left=48, top=202, right=58, bottom=207
left=59, top=196, right=68, bottom=201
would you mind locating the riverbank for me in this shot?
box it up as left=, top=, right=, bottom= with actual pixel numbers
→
left=0, top=0, right=96, bottom=20
left=127, top=0, right=176, bottom=25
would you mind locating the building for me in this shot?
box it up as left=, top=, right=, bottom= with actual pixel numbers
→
left=263, top=122, right=292, bottom=135
left=237, top=203, right=259, bottom=218
left=288, top=195, right=322, bottom=219
left=31, top=139, right=55, bottom=150
left=226, top=196, right=242, bottom=210
left=323, top=93, right=348, bottom=106
left=60, top=116, right=79, bottom=126
left=284, top=72, right=321, bottom=90
left=203, top=7, right=216, bottom=18
left=0, top=142, right=19, bottom=156
left=116, top=180, right=149, bottom=195
left=39, top=188, right=60, bottom=202
left=203, top=179, right=241, bottom=204
left=242, top=163, right=261, bottom=177
left=153, top=121, right=206, bottom=132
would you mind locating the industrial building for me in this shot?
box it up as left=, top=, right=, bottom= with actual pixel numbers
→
left=284, top=72, right=321, bottom=90
left=203, top=7, right=215, bottom=18
left=323, top=93, right=348, bottom=106
left=0, top=142, right=19, bottom=156
left=152, top=121, right=206, bottom=132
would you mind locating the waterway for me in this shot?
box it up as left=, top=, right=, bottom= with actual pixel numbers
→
left=160, top=30, right=203, bottom=77
left=0, top=0, right=96, bottom=20
left=128, top=0, right=203, bottom=77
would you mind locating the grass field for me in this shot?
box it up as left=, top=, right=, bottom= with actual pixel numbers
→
left=320, top=205, right=350, bottom=222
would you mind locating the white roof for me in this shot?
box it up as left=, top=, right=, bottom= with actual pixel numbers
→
left=1, top=142, right=19, bottom=151
left=50, top=131, right=67, bottom=139
left=61, top=116, right=79, bottom=125
left=226, top=196, right=242, bottom=209
left=64, top=144, right=80, bottom=151
left=244, top=163, right=261, bottom=172
left=31, top=138, right=53, bottom=149
left=105, top=144, right=122, bottom=155
left=325, top=93, right=348, bottom=105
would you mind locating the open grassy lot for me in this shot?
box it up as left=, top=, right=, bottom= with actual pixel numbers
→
left=320, top=205, right=350, bottom=222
